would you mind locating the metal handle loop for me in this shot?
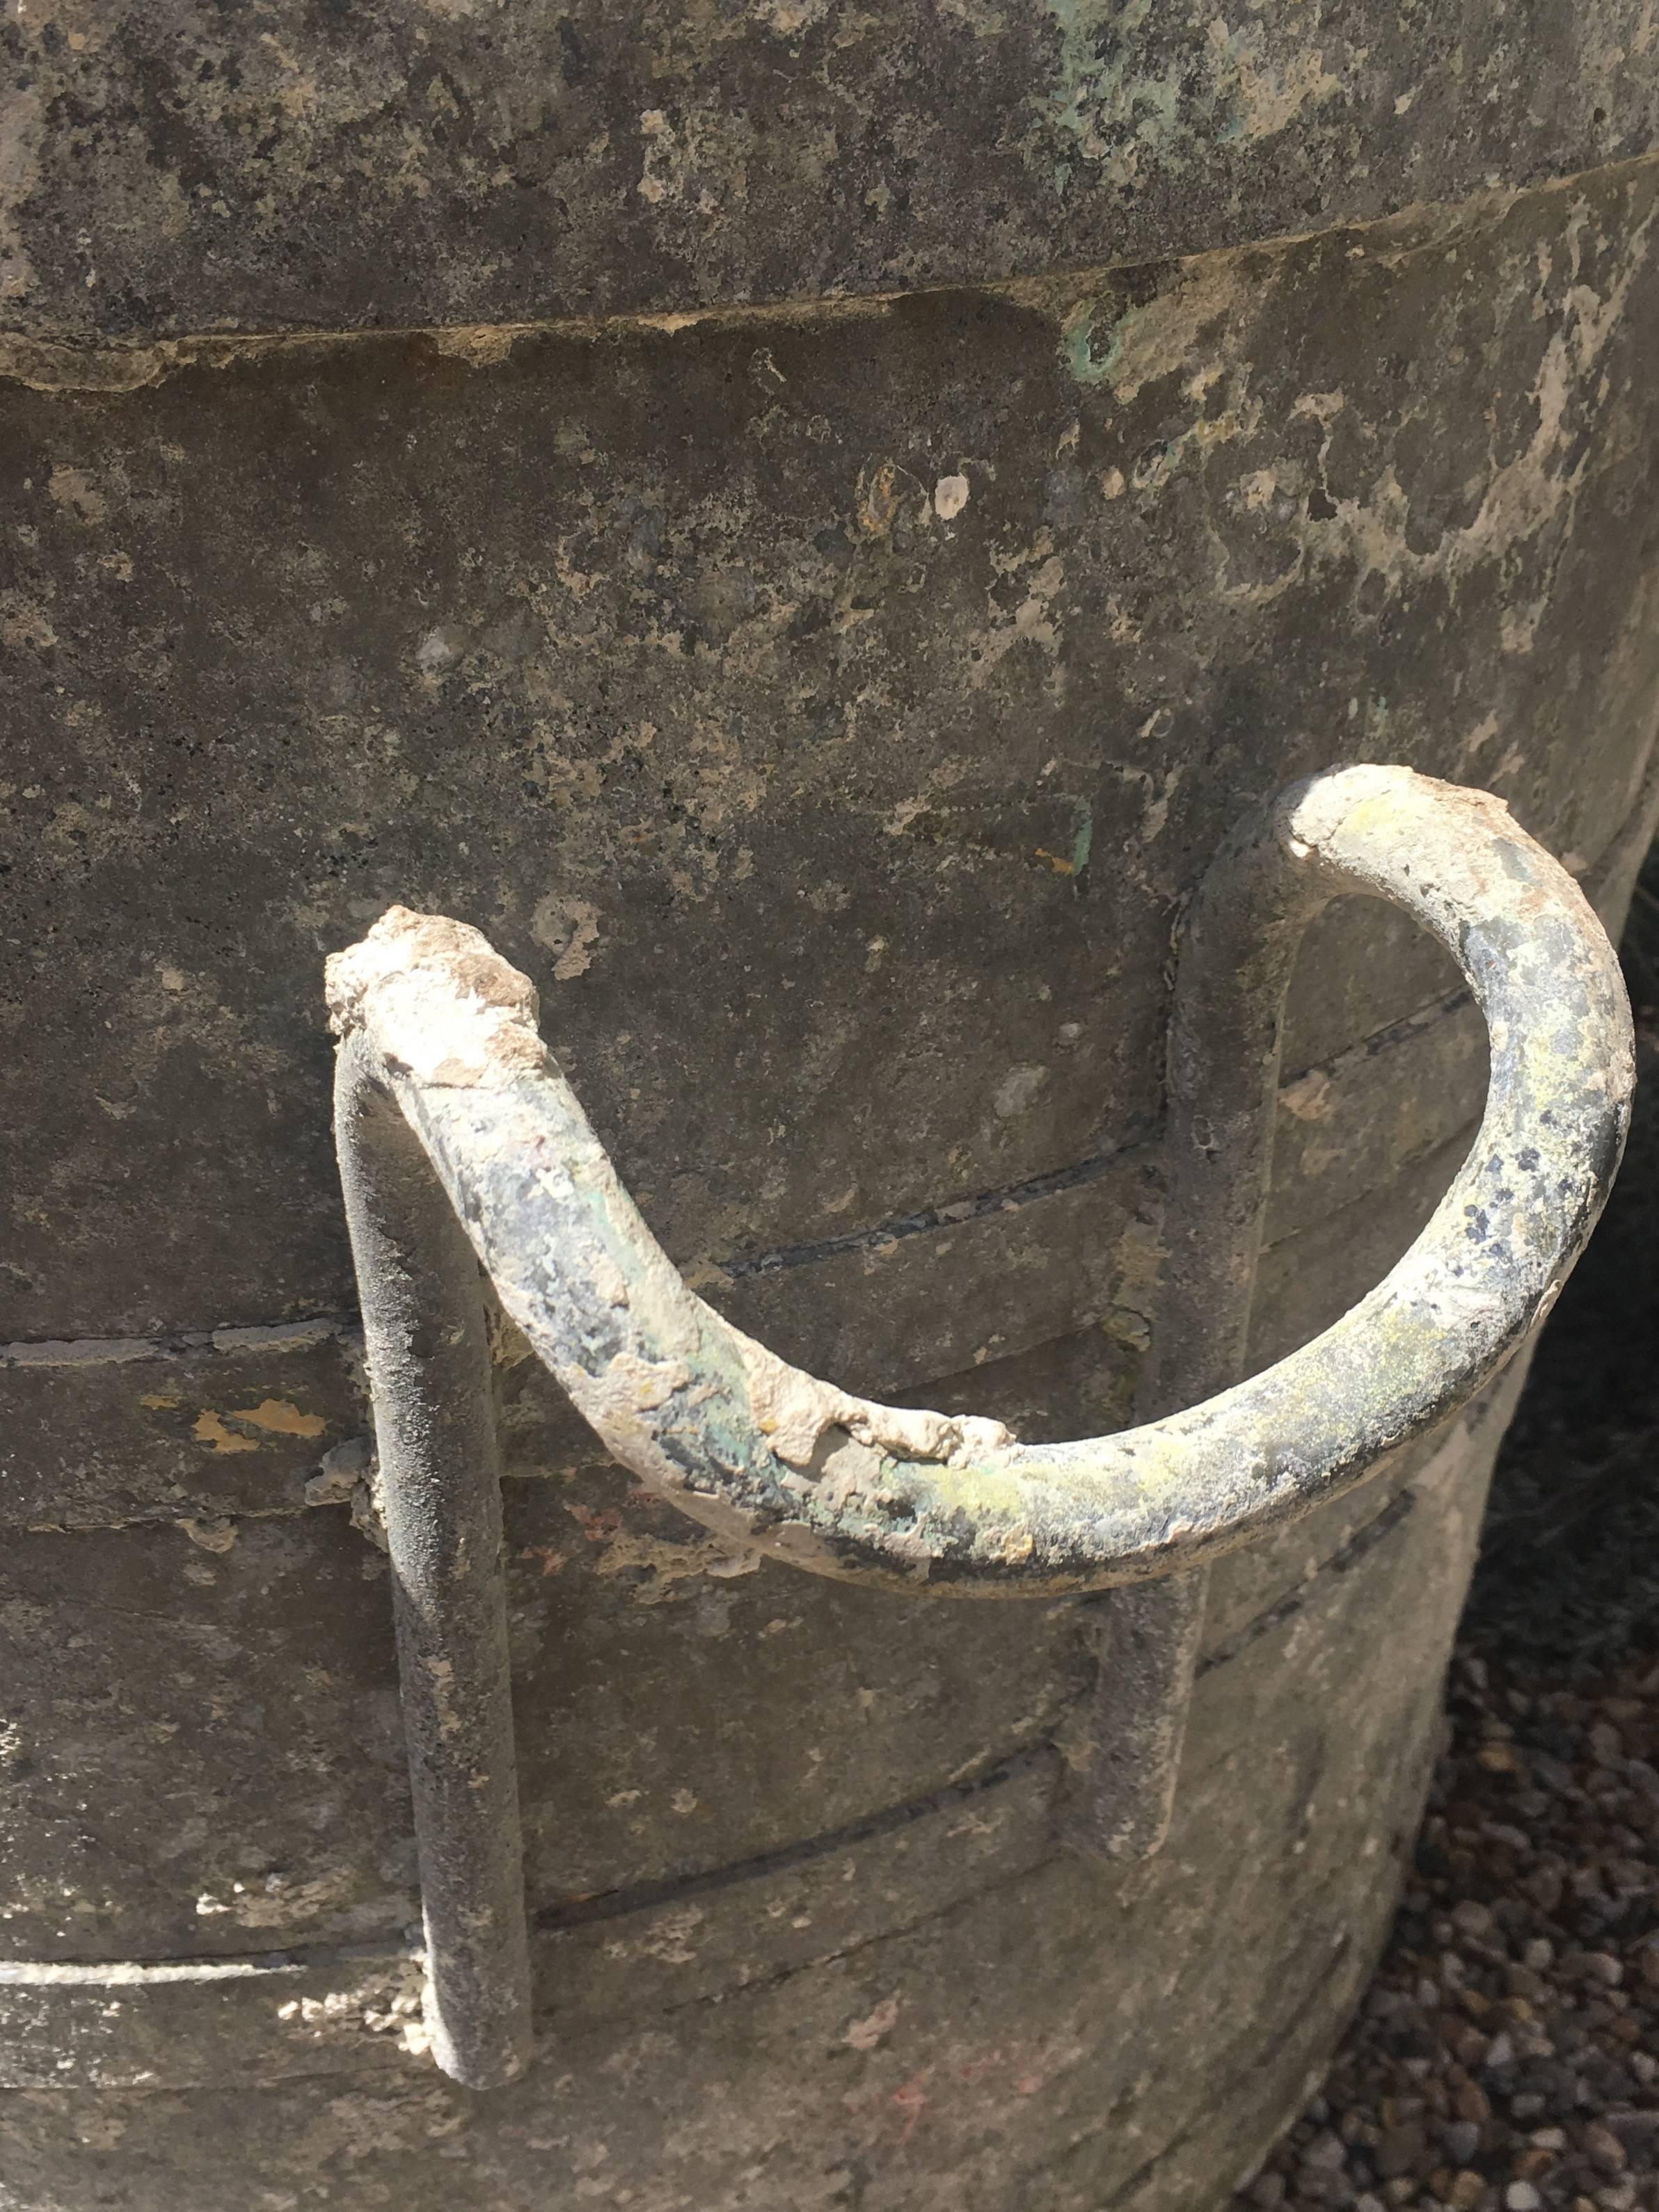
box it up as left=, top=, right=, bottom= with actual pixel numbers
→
left=331, top=767, right=1630, bottom=1593
left=327, top=763, right=1632, bottom=2082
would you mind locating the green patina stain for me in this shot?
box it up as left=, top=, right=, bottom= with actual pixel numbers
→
left=1070, top=802, right=1094, bottom=884
left=1032, top=1, right=1344, bottom=196
left=1034, top=0, right=1184, bottom=191
left=1061, top=299, right=1111, bottom=386
left=893, top=1454, right=1033, bottom=1525
left=1066, top=283, right=1212, bottom=400
left=1060, top=289, right=1180, bottom=390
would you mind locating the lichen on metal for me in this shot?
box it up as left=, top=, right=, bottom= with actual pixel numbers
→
left=328, top=765, right=1630, bottom=1596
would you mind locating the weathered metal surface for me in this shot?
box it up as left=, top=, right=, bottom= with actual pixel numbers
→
left=326, top=768, right=1630, bottom=1599
left=332, top=1051, right=532, bottom=2087
left=0, top=978, right=1486, bottom=1536
left=324, top=765, right=1626, bottom=2075
left=0, top=1401, right=1499, bottom=2205
left=0, top=1358, right=1521, bottom=1968
left=1058, top=1570, right=1207, bottom=1861
left=3, top=3, right=1656, bottom=353
left=5, top=3, right=1659, bottom=2190
left=0, top=1750, right=1060, bottom=2090
left=8, top=161, right=1659, bottom=1348
left=0, top=1471, right=1095, bottom=1960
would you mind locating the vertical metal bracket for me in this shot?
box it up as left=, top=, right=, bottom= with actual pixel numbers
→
left=333, top=1043, right=533, bottom=2090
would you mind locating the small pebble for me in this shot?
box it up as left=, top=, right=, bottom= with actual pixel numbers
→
left=1588, top=1721, right=1623, bottom=1764
left=1453, top=2081, right=1491, bottom=2126
left=1582, top=2121, right=1627, bottom=2174
left=1442, top=2122, right=1480, bottom=2166
left=1378, top=2127, right=1427, bottom=2181
left=1505, top=2186, right=1542, bottom=2212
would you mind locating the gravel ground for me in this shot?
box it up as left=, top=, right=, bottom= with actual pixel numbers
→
left=1228, top=861, right=1659, bottom=2212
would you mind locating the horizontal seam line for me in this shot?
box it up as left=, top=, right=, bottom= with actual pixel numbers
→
left=0, top=1936, right=418, bottom=1987
left=721, top=983, right=1479, bottom=1280
left=0, top=1316, right=357, bottom=1368
left=0, top=1752, right=1058, bottom=1984
left=532, top=1744, right=1058, bottom=1934
left=721, top=1143, right=1143, bottom=1280
left=1196, top=1485, right=1420, bottom=1677
left=5, top=145, right=1656, bottom=366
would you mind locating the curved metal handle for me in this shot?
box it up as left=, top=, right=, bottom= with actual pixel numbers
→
left=326, top=764, right=1632, bottom=2083
left=332, top=767, right=1630, bottom=1589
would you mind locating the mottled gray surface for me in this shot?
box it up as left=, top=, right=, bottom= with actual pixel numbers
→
left=0, top=1512, right=418, bottom=1962
left=1, top=1222, right=1516, bottom=1968
left=6, top=9, right=1659, bottom=2199
left=0, top=1403, right=1497, bottom=2206
left=6, top=163, right=1659, bottom=1346
left=2, top=2, right=1658, bottom=347
left=0, top=1750, right=1065, bottom=2090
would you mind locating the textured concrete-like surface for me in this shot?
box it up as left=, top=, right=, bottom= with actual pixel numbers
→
left=0, top=1511, right=419, bottom=1962
left=6, top=10, right=1659, bottom=2197
left=0, top=1372, right=1511, bottom=1968
left=6, top=161, right=1659, bottom=1348
left=0, top=1751, right=1063, bottom=2089
left=3, top=2, right=1658, bottom=349
left=0, top=1399, right=1499, bottom=2206
left=1, top=982, right=1491, bottom=1536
